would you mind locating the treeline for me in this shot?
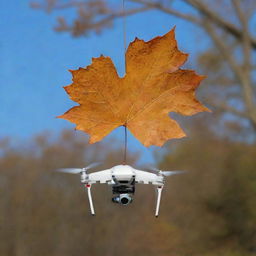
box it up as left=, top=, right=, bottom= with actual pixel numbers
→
left=1, top=129, right=255, bottom=256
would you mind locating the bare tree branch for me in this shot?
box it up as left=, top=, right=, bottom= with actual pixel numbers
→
left=129, top=0, right=201, bottom=24
left=184, top=0, right=256, bottom=49
left=129, top=0, right=256, bottom=50
left=55, top=6, right=152, bottom=36
left=33, top=0, right=256, bottom=49
left=202, top=19, right=242, bottom=81
left=232, top=0, right=256, bottom=125
left=232, top=0, right=251, bottom=70
left=44, top=1, right=86, bottom=10
left=31, top=0, right=86, bottom=11
left=201, top=17, right=256, bottom=127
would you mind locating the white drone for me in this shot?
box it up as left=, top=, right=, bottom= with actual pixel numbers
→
left=57, top=163, right=186, bottom=217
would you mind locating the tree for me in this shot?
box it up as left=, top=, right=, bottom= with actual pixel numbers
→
left=0, top=130, right=139, bottom=256
left=155, top=124, right=256, bottom=255
left=31, top=0, right=256, bottom=140
left=1, top=129, right=255, bottom=256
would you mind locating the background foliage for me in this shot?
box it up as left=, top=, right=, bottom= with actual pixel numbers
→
left=1, top=127, right=255, bottom=256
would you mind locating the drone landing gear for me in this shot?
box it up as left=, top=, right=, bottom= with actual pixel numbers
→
left=155, top=186, right=163, bottom=218
left=85, top=184, right=95, bottom=216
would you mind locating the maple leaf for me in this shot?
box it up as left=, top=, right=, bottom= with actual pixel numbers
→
left=58, top=28, right=210, bottom=147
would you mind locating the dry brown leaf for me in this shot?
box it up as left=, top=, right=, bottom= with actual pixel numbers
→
left=58, top=28, right=210, bottom=147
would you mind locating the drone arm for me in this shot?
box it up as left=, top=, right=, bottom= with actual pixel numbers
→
left=85, top=184, right=95, bottom=216
left=155, top=186, right=163, bottom=217
left=88, top=169, right=112, bottom=183
left=134, top=169, right=163, bottom=184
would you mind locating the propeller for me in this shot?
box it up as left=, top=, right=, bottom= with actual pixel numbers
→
left=56, top=168, right=83, bottom=174
left=159, top=170, right=187, bottom=176
left=146, top=166, right=187, bottom=176
left=56, top=162, right=101, bottom=174
left=84, top=162, right=101, bottom=170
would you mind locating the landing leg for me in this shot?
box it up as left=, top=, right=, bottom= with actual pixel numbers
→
left=155, top=186, right=163, bottom=217
left=85, top=184, right=95, bottom=216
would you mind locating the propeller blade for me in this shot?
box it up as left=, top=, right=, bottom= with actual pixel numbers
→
left=84, top=162, right=101, bottom=170
left=56, top=168, right=82, bottom=174
left=145, top=166, right=159, bottom=173
left=56, top=163, right=100, bottom=174
left=161, top=170, right=187, bottom=176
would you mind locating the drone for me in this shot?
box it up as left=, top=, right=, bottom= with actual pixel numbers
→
left=57, top=163, right=186, bottom=217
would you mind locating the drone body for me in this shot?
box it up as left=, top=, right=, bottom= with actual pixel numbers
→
left=58, top=164, right=185, bottom=217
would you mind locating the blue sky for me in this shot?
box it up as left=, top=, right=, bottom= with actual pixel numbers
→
left=0, top=0, right=206, bottom=163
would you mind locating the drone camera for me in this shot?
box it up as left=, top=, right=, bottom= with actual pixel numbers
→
left=112, top=193, right=133, bottom=205
left=120, top=197, right=129, bottom=205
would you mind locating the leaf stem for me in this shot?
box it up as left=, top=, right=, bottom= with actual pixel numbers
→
left=123, top=124, right=127, bottom=165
